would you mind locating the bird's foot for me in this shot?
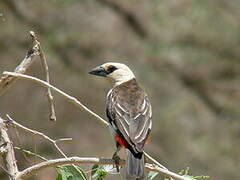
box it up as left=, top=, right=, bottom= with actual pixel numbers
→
left=112, top=153, right=121, bottom=172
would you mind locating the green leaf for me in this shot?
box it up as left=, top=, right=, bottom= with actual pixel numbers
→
left=91, top=164, right=119, bottom=180
left=147, top=171, right=159, bottom=180
left=56, top=164, right=87, bottom=180
left=91, top=164, right=99, bottom=177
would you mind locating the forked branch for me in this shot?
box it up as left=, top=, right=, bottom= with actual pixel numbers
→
left=6, top=115, right=71, bottom=158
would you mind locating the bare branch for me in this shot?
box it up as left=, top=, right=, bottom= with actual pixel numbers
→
left=15, top=156, right=191, bottom=180
left=3, top=72, right=109, bottom=126
left=6, top=115, right=69, bottom=158
left=30, top=31, right=57, bottom=121
left=5, top=115, right=85, bottom=180
left=144, top=152, right=168, bottom=170
left=15, top=157, right=122, bottom=179
left=0, top=117, right=19, bottom=179
left=145, top=163, right=191, bottom=180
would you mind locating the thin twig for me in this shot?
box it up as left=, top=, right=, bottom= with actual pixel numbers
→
left=7, top=115, right=88, bottom=179
left=3, top=72, right=108, bottom=126
left=7, top=115, right=83, bottom=179
left=13, top=124, right=31, bottom=164
left=6, top=114, right=70, bottom=158
left=14, top=147, right=48, bottom=161
left=145, top=163, right=190, bottom=180
left=30, top=31, right=56, bottom=121
left=144, top=152, right=168, bottom=170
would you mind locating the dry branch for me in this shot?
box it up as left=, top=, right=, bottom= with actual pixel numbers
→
left=3, top=72, right=108, bottom=126
left=0, top=117, right=19, bottom=180
left=6, top=115, right=70, bottom=158
left=2, top=72, right=195, bottom=180
left=15, top=157, right=123, bottom=179
left=31, top=31, right=56, bottom=121
left=15, top=157, right=188, bottom=180
left=6, top=115, right=82, bottom=180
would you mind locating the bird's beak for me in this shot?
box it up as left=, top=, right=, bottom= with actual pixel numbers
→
left=88, top=66, right=108, bottom=77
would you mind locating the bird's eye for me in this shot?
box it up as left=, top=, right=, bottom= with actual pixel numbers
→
left=107, top=65, right=117, bottom=74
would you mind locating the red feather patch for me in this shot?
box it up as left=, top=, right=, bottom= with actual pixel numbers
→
left=115, top=134, right=128, bottom=148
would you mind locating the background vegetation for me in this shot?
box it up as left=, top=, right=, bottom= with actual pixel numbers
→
left=0, top=0, right=240, bottom=179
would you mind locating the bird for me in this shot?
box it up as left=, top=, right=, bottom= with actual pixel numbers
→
left=89, top=62, right=152, bottom=180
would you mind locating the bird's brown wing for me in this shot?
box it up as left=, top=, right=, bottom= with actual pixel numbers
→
left=129, top=96, right=152, bottom=152
left=107, top=90, right=152, bottom=153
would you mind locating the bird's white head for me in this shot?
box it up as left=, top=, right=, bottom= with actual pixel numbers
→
left=89, top=62, right=135, bottom=85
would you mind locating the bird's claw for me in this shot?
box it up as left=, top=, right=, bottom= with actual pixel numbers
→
left=112, top=153, right=121, bottom=172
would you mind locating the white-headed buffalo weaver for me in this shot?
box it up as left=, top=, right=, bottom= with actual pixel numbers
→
left=89, top=62, right=152, bottom=180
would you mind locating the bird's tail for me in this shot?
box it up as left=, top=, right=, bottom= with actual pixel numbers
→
left=126, top=149, right=145, bottom=180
